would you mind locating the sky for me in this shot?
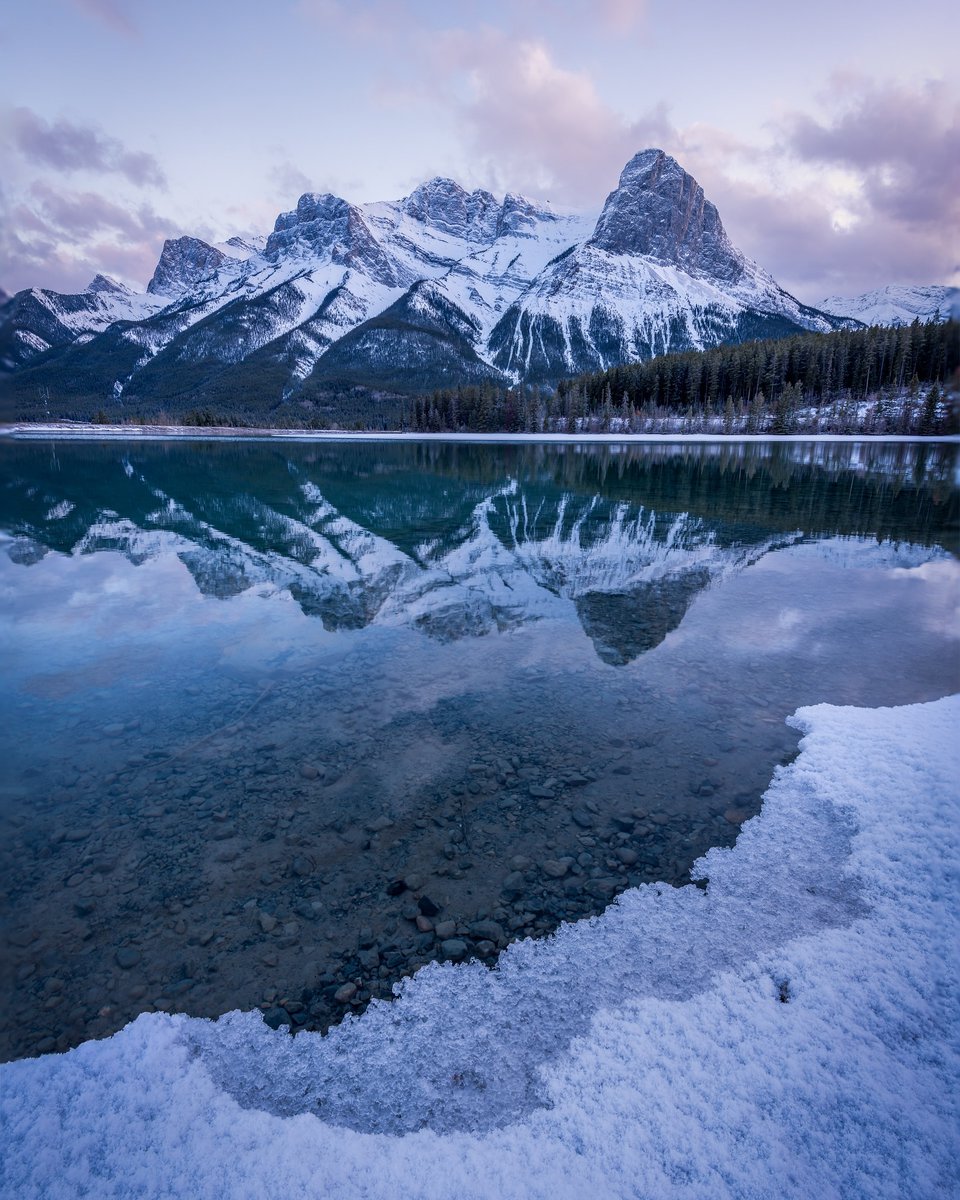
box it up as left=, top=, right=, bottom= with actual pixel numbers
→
left=0, top=0, right=957, bottom=303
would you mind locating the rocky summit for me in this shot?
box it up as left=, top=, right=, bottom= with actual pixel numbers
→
left=589, top=149, right=744, bottom=281
left=2, top=147, right=947, bottom=421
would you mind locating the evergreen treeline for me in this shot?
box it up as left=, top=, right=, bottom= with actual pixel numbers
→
left=409, top=320, right=959, bottom=435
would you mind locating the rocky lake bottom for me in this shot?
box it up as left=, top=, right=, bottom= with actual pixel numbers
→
left=2, top=667, right=800, bottom=1058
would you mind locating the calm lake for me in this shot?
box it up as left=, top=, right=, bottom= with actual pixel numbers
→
left=1, top=437, right=957, bottom=1060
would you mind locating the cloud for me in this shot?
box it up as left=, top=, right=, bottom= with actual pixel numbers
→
left=270, top=161, right=315, bottom=203
left=694, top=173, right=957, bottom=299
left=26, top=181, right=171, bottom=241
left=422, top=30, right=667, bottom=205
left=783, top=78, right=960, bottom=228
left=8, top=107, right=166, bottom=188
left=62, top=0, right=137, bottom=37
left=0, top=182, right=174, bottom=293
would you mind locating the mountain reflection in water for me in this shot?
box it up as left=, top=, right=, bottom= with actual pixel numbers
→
left=2, top=439, right=955, bottom=665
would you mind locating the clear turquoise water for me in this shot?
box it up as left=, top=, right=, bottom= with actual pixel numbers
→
left=0, top=438, right=957, bottom=1059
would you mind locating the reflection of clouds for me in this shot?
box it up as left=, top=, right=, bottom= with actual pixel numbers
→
left=0, top=551, right=203, bottom=652
left=721, top=604, right=815, bottom=655
left=889, top=560, right=960, bottom=641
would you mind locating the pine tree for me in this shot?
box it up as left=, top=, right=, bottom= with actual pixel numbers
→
left=748, top=390, right=766, bottom=433
left=601, top=383, right=613, bottom=432
left=772, top=383, right=794, bottom=434
left=919, top=383, right=942, bottom=436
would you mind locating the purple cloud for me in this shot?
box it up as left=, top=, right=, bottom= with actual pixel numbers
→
left=783, top=79, right=960, bottom=229
left=421, top=40, right=958, bottom=295
left=0, top=181, right=175, bottom=293
left=26, top=182, right=171, bottom=241
left=420, top=30, right=667, bottom=205
left=9, top=107, right=166, bottom=188
left=698, top=173, right=957, bottom=299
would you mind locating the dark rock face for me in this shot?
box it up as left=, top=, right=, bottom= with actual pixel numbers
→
left=223, top=236, right=257, bottom=255
left=0, top=290, right=74, bottom=370
left=265, top=193, right=400, bottom=286
left=590, top=149, right=744, bottom=284
left=147, top=237, right=228, bottom=296
left=402, top=178, right=500, bottom=242
left=0, top=286, right=127, bottom=373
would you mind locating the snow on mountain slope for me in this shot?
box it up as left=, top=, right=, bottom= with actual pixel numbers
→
left=818, top=284, right=959, bottom=327
left=428, top=201, right=596, bottom=343
left=0, top=276, right=166, bottom=372
left=214, top=235, right=266, bottom=260
left=284, top=185, right=594, bottom=390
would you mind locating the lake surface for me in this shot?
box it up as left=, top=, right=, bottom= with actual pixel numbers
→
left=0, top=437, right=957, bottom=1061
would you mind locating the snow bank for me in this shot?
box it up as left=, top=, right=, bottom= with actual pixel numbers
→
left=2, top=696, right=958, bottom=1199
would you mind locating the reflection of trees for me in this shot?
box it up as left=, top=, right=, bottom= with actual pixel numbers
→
left=1, top=439, right=956, bottom=664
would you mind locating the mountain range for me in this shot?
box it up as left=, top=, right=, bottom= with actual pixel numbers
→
left=1, top=148, right=956, bottom=422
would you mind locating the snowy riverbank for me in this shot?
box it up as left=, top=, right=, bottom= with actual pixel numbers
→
left=2, top=422, right=958, bottom=444
left=1, top=695, right=958, bottom=1198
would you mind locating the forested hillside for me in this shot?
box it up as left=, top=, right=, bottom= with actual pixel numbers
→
left=408, top=320, right=958, bottom=435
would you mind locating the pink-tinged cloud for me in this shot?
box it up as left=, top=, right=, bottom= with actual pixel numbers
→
left=0, top=182, right=175, bottom=293
left=7, top=108, right=166, bottom=189
left=425, top=29, right=666, bottom=204
left=62, top=0, right=137, bottom=37
left=696, top=174, right=958, bottom=299
left=26, top=182, right=172, bottom=242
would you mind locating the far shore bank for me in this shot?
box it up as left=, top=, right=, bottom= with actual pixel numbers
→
left=2, top=422, right=958, bottom=444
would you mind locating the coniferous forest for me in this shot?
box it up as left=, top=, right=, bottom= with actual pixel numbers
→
left=407, top=320, right=958, bottom=436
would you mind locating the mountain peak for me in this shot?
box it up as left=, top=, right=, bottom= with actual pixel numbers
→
left=401, top=178, right=500, bottom=241
left=497, top=192, right=559, bottom=237
left=147, top=236, right=227, bottom=296
left=265, top=192, right=399, bottom=284
left=85, top=273, right=131, bottom=296
left=818, top=284, right=960, bottom=326
left=589, top=148, right=744, bottom=283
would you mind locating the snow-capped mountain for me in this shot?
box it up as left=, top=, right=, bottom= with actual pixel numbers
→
left=1, top=148, right=926, bottom=418
left=818, top=284, right=959, bottom=327
left=487, top=150, right=846, bottom=381
left=0, top=274, right=164, bottom=373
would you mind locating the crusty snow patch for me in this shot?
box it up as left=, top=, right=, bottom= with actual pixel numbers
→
left=1, top=696, right=958, bottom=1199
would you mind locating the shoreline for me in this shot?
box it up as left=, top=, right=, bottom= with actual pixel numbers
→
left=2, top=421, right=958, bottom=444
left=3, top=695, right=958, bottom=1194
